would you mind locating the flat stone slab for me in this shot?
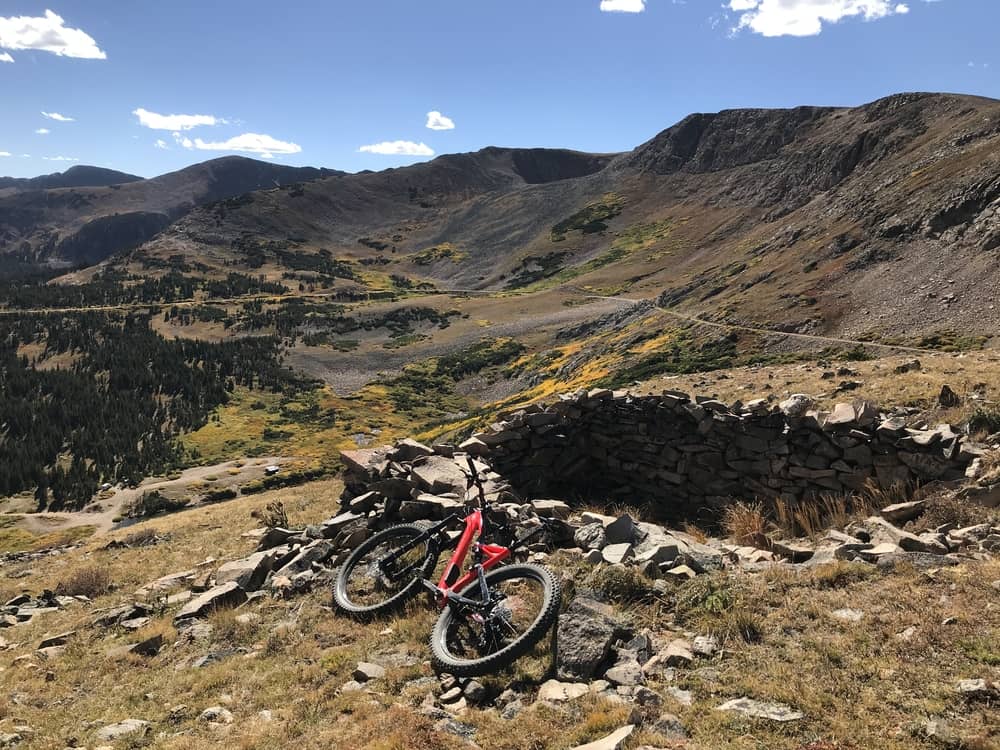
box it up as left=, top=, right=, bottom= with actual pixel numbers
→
left=537, top=679, right=589, bottom=702
left=569, top=724, right=634, bottom=750
left=716, top=697, right=804, bottom=721
left=174, top=582, right=247, bottom=621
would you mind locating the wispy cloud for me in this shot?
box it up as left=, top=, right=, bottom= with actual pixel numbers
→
left=35, top=128, right=50, bottom=135
left=727, top=0, right=910, bottom=37
left=155, top=139, right=168, bottom=150
left=426, top=111, right=456, bottom=131
left=0, top=151, right=10, bottom=157
left=179, top=132, right=302, bottom=158
left=134, top=108, right=222, bottom=131
left=42, top=155, right=79, bottom=162
left=0, top=52, right=13, bottom=63
left=0, top=10, right=106, bottom=60
left=600, top=0, right=646, bottom=12
left=41, top=111, right=74, bottom=122
left=359, top=140, right=434, bottom=156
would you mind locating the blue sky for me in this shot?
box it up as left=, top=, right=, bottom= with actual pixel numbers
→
left=0, top=0, right=996, bottom=178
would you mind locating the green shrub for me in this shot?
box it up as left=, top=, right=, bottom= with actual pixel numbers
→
left=124, top=490, right=189, bottom=518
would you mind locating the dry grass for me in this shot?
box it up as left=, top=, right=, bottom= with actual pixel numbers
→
left=721, top=501, right=767, bottom=546
left=772, top=493, right=874, bottom=539
left=0, top=477, right=996, bottom=749
left=53, top=564, right=112, bottom=598
left=251, top=500, right=290, bottom=529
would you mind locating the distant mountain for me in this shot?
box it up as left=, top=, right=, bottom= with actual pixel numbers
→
left=0, top=156, right=341, bottom=267
left=108, top=92, right=1000, bottom=340
left=0, top=165, right=144, bottom=191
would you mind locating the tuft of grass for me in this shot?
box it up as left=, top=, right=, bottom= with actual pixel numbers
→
left=722, top=501, right=767, bottom=546
left=251, top=500, right=289, bottom=529
left=807, top=561, right=879, bottom=589
left=585, top=564, right=656, bottom=604
left=55, top=564, right=112, bottom=598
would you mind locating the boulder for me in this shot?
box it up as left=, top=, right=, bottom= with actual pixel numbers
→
left=605, top=516, right=644, bottom=545
left=779, top=394, right=813, bottom=417
left=532, top=499, right=571, bottom=519
left=556, top=597, right=622, bottom=680
left=411, top=456, right=467, bottom=495
left=601, top=544, right=634, bottom=565
left=574, top=522, right=607, bottom=551
left=174, top=582, right=247, bottom=621
left=275, top=540, right=336, bottom=576
left=215, top=551, right=275, bottom=592
left=604, top=653, right=644, bottom=686
left=393, top=438, right=434, bottom=461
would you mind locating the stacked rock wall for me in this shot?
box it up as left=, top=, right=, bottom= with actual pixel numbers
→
left=460, top=389, right=983, bottom=522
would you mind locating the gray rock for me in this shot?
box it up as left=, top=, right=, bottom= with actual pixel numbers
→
left=662, top=639, right=694, bottom=667
left=605, top=516, right=644, bottom=545
left=957, top=678, right=998, bottom=698
left=556, top=597, right=622, bottom=680
left=779, top=394, right=814, bottom=417
left=95, top=719, right=151, bottom=741
left=275, top=539, right=336, bottom=576
left=569, top=724, right=634, bottom=750
left=692, top=635, right=719, bottom=658
left=574, top=522, right=607, bottom=551
left=173, top=582, right=247, bottom=621
left=394, top=438, right=434, bottom=461
left=199, top=706, right=234, bottom=724
left=411, top=456, right=468, bottom=495
left=716, top=697, right=804, bottom=721
left=353, top=662, right=386, bottom=682
left=463, top=679, right=487, bottom=703
left=532, top=499, right=571, bottom=519
left=652, top=712, right=688, bottom=740
left=880, top=500, right=926, bottom=524
left=537, top=679, right=589, bottom=702
left=215, top=551, right=275, bottom=592
left=602, top=544, right=634, bottom=565
left=604, top=654, right=644, bottom=686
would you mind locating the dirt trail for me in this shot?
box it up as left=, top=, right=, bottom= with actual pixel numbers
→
left=6, top=456, right=292, bottom=536
left=583, top=292, right=968, bottom=355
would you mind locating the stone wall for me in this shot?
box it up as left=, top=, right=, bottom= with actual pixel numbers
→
left=458, top=389, right=984, bottom=522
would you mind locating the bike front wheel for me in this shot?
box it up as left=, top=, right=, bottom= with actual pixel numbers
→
left=332, top=523, right=439, bottom=619
left=429, top=563, right=561, bottom=677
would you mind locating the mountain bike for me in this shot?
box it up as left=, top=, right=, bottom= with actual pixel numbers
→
left=332, top=458, right=561, bottom=677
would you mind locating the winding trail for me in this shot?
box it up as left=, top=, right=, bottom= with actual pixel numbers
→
left=580, top=292, right=956, bottom=356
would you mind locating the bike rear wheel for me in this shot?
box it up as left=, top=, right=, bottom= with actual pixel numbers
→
left=430, top=563, right=561, bottom=677
left=332, top=523, right=439, bottom=619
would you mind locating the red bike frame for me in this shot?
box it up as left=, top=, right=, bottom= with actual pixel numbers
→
left=433, top=508, right=510, bottom=606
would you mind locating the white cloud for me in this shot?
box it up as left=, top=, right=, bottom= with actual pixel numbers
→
left=179, top=132, right=302, bottom=158
left=0, top=151, right=10, bottom=157
left=155, top=139, right=168, bottom=150
left=134, top=107, right=222, bottom=131
left=0, top=52, right=13, bottom=63
left=426, top=111, right=456, bottom=131
left=359, top=140, right=435, bottom=156
left=600, top=0, right=646, bottom=12
left=728, top=0, right=911, bottom=36
left=42, top=155, right=79, bottom=162
left=0, top=10, right=106, bottom=59
left=35, top=128, right=50, bottom=135
left=41, top=111, right=74, bottom=122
